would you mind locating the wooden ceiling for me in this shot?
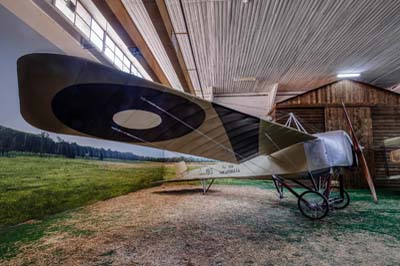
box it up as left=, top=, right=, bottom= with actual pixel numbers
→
left=163, top=0, right=400, bottom=100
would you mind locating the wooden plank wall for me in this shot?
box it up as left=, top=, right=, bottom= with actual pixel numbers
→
left=279, top=80, right=400, bottom=106
left=372, top=106, right=400, bottom=189
left=275, top=80, right=400, bottom=189
left=325, top=107, right=374, bottom=188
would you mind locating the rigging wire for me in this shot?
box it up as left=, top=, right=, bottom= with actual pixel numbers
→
left=139, top=96, right=302, bottom=175
left=73, top=54, right=303, bottom=170
left=112, top=95, right=266, bottom=176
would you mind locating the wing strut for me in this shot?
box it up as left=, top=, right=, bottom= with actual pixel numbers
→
left=200, top=179, right=215, bottom=194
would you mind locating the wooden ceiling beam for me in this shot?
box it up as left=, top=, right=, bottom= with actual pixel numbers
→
left=92, top=0, right=170, bottom=86
left=142, top=0, right=195, bottom=94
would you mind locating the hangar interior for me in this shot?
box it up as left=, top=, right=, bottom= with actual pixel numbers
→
left=3, top=0, right=400, bottom=189
left=3, top=0, right=400, bottom=264
left=275, top=80, right=400, bottom=188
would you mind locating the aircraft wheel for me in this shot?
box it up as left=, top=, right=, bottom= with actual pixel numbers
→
left=329, top=186, right=350, bottom=210
left=298, top=191, right=329, bottom=220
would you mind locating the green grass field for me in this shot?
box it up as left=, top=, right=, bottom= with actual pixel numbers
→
left=0, top=156, right=164, bottom=227
left=1, top=157, right=400, bottom=261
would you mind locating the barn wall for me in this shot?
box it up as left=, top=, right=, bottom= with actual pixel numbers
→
left=325, top=107, right=374, bottom=188
left=372, top=106, right=400, bottom=189
left=275, top=80, right=400, bottom=188
left=279, top=80, right=400, bottom=106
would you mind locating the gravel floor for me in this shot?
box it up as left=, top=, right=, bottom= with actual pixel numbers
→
left=3, top=185, right=400, bottom=266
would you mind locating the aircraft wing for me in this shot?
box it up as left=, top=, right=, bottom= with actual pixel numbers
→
left=18, top=53, right=316, bottom=163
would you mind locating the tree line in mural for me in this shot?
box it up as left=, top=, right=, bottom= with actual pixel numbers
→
left=0, top=125, right=205, bottom=162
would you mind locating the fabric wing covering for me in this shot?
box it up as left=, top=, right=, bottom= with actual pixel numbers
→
left=17, top=53, right=316, bottom=163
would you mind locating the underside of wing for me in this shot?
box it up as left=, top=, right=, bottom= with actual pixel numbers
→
left=156, top=175, right=270, bottom=183
left=18, top=53, right=316, bottom=163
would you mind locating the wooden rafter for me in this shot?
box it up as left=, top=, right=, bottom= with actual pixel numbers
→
left=92, top=0, right=170, bottom=86
left=142, top=0, right=195, bottom=94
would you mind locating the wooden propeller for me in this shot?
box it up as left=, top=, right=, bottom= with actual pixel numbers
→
left=342, top=103, right=378, bottom=203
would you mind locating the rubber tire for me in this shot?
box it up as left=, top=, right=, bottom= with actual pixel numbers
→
left=330, top=186, right=350, bottom=210
left=298, top=191, right=329, bottom=220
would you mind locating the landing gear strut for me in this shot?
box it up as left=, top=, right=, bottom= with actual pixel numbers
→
left=329, top=186, right=350, bottom=209
left=272, top=170, right=350, bottom=220
left=200, top=179, right=215, bottom=194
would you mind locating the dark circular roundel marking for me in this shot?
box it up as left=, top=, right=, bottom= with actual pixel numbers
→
left=51, top=84, right=206, bottom=142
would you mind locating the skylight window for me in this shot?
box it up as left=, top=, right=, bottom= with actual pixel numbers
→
left=53, top=0, right=148, bottom=79
left=54, top=0, right=76, bottom=23
left=114, top=47, right=123, bottom=61
left=75, top=3, right=91, bottom=37
left=122, top=64, right=130, bottom=73
left=131, top=66, right=139, bottom=76
left=123, top=55, right=130, bottom=66
left=105, top=35, right=115, bottom=51
left=76, top=2, right=90, bottom=25
left=75, top=19, right=90, bottom=38
left=114, top=57, right=123, bottom=70
left=90, top=19, right=104, bottom=40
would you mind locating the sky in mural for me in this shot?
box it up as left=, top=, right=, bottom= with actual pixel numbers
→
left=0, top=5, right=182, bottom=158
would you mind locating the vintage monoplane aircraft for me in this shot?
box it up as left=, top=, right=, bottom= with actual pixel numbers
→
left=17, top=53, right=378, bottom=219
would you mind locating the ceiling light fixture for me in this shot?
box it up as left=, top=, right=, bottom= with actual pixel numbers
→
left=337, top=73, right=361, bottom=78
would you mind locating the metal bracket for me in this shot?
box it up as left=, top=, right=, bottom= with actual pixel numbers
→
left=272, top=175, right=284, bottom=199
left=200, top=179, right=215, bottom=195
left=284, top=112, right=308, bottom=133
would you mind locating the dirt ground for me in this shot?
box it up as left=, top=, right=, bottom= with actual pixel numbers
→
left=3, top=185, right=400, bottom=266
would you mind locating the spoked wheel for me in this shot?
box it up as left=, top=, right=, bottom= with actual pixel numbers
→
left=329, top=186, right=350, bottom=210
left=298, top=191, right=329, bottom=220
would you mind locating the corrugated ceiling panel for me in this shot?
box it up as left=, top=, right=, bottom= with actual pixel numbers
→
left=176, top=34, right=196, bottom=70
left=166, top=0, right=400, bottom=95
left=188, top=70, right=201, bottom=92
left=164, top=0, right=187, bottom=33
left=202, top=86, right=213, bottom=101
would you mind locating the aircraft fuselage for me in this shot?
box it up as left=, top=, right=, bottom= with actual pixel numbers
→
left=182, top=130, right=354, bottom=180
